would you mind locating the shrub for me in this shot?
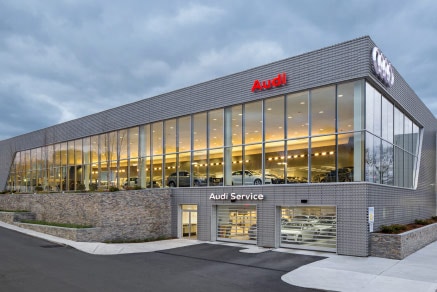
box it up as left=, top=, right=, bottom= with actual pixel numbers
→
left=77, top=184, right=86, bottom=191
left=124, top=185, right=143, bottom=191
left=414, top=219, right=430, bottom=225
left=379, top=224, right=408, bottom=234
left=109, top=186, right=119, bottom=192
left=34, top=186, right=44, bottom=192
left=89, top=183, right=98, bottom=191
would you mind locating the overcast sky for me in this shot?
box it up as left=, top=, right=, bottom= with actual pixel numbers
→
left=1, top=0, right=436, bottom=141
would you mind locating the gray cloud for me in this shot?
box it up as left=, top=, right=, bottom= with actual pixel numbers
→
left=0, top=0, right=436, bottom=140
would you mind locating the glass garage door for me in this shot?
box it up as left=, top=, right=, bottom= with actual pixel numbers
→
left=217, top=205, right=257, bottom=243
left=280, top=206, right=337, bottom=252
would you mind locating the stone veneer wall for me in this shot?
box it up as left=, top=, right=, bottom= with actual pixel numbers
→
left=0, top=189, right=172, bottom=242
left=0, top=211, right=35, bottom=224
left=370, top=223, right=437, bottom=259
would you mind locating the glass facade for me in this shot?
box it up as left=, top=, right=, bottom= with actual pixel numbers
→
left=365, top=83, right=420, bottom=188
left=6, top=80, right=421, bottom=192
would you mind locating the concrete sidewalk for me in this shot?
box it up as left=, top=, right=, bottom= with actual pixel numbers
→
left=1, top=221, right=437, bottom=292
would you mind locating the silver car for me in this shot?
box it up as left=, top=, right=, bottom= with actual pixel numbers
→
left=231, top=170, right=272, bottom=185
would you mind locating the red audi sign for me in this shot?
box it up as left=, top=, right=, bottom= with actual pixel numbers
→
left=251, top=73, right=287, bottom=92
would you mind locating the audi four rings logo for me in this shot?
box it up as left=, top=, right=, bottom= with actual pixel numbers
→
left=372, top=47, right=394, bottom=87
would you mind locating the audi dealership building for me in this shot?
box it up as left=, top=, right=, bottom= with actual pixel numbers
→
left=0, top=36, right=436, bottom=256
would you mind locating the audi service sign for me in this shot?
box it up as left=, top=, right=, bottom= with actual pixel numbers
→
left=371, top=47, right=394, bottom=87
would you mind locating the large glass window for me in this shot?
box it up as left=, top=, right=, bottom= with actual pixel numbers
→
left=337, top=133, right=355, bottom=182
left=179, top=116, right=191, bottom=152
left=192, top=150, right=208, bottom=186
left=244, top=101, right=262, bottom=145
left=310, top=135, right=336, bottom=183
left=265, top=141, right=285, bottom=183
left=366, top=83, right=382, bottom=136
left=404, top=117, right=413, bottom=153
left=265, top=96, right=284, bottom=142
left=287, top=138, right=309, bottom=183
left=381, top=97, right=394, bottom=143
left=287, top=91, right=308, bottom=139
left=193, top=112, right=207, bottom=150
left=209, top=109, right=223, bottom=148
left=337, top=82, right=355, bottom=133
left=243, top=144, right=263, bottom=185
left=394, top=108, right=404, bottom=148
left=152, top=122, right=163, bottom=156
left=165, top=119, right=177, bottom=154
left=311, top=86, right=335, bottom=136
left=230, top=105, right=243, bottom=146
left=229, top=146, right=243, bottom=186
left=119, top=130, right=128, bottom=161
left=209, top=148, right=223, bottom=185
left=381, top=141, right=394, bottom=185
left=7, top=79, right=421, bottom=191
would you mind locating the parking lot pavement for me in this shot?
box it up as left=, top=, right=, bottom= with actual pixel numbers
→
left=2, top=220, right=437, bottom=291
left=281, top=242, right=437, bottom=292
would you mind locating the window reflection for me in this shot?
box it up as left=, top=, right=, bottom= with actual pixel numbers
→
left=338, top=133, right=355, bottom=182
left=381, top=97, right=393, bottom=142
left=381, top=141, right=394, bottom=185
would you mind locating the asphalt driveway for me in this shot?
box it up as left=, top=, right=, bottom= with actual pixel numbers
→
left=0, top=227, right=328, bottom=292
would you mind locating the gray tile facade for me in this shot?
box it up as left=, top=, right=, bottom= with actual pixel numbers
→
left=0, top=36, right=436, bottom=256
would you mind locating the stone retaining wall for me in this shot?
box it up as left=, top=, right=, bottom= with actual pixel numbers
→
left=0, top=189, right=172, bottom=242
left=370, top=223, right=437, bottom=259
left=0, top=211, right=35, bottom=224
left=15, top=222, right=101, bottom=242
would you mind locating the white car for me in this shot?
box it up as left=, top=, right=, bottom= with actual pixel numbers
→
left=281, top=222, right=315, bottom=243
left=313, top=218, right=336, bottom=238
left=231, top=170, right=272, bottom=185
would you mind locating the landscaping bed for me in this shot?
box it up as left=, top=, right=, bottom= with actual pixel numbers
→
left=370, top=217, right=437, bottom=260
